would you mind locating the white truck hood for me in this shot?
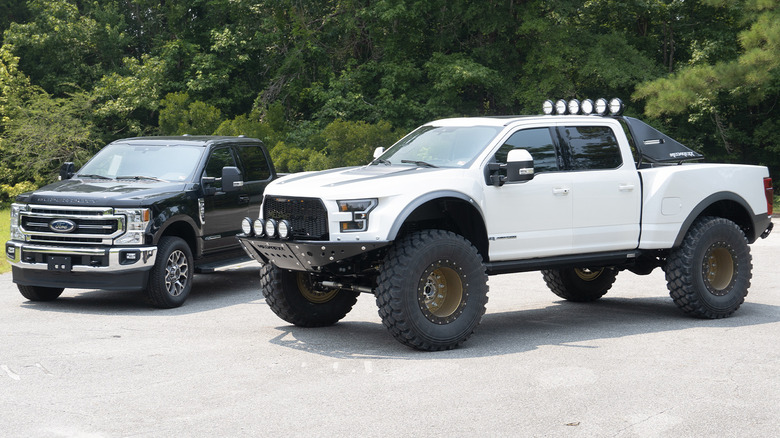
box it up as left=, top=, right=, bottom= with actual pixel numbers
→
left=268, top=164, right=470, bottom=199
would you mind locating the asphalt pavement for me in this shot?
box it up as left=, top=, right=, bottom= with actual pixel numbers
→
left=1, top=233, right=778, bottom=437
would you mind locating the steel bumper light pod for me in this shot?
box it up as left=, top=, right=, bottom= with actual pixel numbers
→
left=278, top=220, right=292, bottom=239
left=264, top=218, right=278, bottom=238
left=253, top=219, right=265, bottom=237
left=241, top=217, right=253, bottom=235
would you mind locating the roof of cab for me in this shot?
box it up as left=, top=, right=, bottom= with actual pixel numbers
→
left=108, top=136, right=263, bottom=147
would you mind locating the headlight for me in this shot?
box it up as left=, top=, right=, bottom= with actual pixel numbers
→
left=337, top=199, right=377, bottom=232
left=114, top=208, right=151, bottom=245
left=241, top=217, right=253, bottom=235
left=10, top=203, right=25, bottom=241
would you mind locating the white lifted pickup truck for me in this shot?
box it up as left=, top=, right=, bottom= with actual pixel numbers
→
left=238, top=98, right=774, bottom=351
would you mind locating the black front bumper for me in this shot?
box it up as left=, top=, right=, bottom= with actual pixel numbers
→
left=238, top=236, right=390, bottom=272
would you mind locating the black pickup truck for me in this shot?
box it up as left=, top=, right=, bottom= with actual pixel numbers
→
left=5, top=136, right=276, bottom=307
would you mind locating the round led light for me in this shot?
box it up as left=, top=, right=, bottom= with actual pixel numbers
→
left=253, top=219, right=265, bottom=237
left=609, top=98, right=624, bottom=115
left=595, top=98, right=608, bottom=115
left=264, top=218, right=278, bottom=238
left=581, top=99, right=594, bottom=115
left=241, top=217, right=253, bottom=235
left=555, top=99, right=568, bottom=115
left=542, top=99, right=555, bottom=115
left=568, top=99, right=580, bottom=115
left=278, top=220, right=292, bottom=239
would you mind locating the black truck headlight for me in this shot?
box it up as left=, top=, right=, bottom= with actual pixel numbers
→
left=337, top=199, right=377, bottom=232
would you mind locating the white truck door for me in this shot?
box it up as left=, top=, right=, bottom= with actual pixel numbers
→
left=483, top=126, right=573, bottom=261
left=557, top=124, right=642, bottom=253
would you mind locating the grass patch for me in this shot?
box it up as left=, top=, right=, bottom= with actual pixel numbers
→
left=1, top=208, right=9, bottom=274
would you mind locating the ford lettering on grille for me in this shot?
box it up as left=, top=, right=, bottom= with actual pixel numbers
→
left=49, top=219, right=77, bottom=233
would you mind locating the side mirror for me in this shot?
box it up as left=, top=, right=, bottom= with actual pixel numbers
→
left=59, top=162, right=76, bottom=180
left=505, top=149, right=534, bottom=183
left=373, top=147, right=385, bottom=159
left=220, top=166, right=243, bottom=193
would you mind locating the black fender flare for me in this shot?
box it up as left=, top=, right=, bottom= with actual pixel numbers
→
left=387, top=190, right=487, bottom=241
left=672, top=191, right=758, bottom=247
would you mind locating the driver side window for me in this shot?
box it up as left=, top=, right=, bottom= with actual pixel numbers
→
left=494, top=128, right=559, bottom=173
left=203, top=147, right=237, bottom=190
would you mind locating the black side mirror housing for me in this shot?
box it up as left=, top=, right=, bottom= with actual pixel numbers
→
left=220, top=166, right=243, bottom=193
left=59, top=162, right=76, bottom=180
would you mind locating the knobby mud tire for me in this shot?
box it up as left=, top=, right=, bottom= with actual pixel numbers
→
left=375, top=230, right=489, bottom=351
left=665, top=216, right=752, bottom=319
left=260, top=264, right=359, bottom=327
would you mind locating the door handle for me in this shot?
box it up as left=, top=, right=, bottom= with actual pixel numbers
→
left=619, top=184, right=635, bottom=192
left=238, top=195, right=250, bottom=204
left=552, top=187, right=570, bottom=195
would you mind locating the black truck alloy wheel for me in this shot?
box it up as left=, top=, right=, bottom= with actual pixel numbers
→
left=375, top=230, right=489, bottom=351
left=665, top=216, right=752, bottom=318
left=260, top=264, right=359, bottom=327
left=146, top=236, right=193, bottom=308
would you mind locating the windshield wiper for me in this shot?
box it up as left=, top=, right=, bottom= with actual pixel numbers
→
left=371, top=158, right=392, bottom=166
left=116, top=175, right=167, bottom=182
left=401, top=160, right=438, bottom=168
left=76, top=174, right=113, bottom=180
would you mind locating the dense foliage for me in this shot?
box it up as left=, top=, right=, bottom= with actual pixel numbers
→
left=1, top=0, right=778, bottom=204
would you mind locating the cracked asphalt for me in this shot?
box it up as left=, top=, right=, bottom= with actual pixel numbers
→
left=2, top=232, right=778, bottom=437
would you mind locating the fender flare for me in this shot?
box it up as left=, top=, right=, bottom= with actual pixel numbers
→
left=672, top=191, right=756, bottom=247
left=387, top=190, right=486, bottom=241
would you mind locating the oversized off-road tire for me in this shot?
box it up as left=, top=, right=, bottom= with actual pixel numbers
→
left=260, top=264, right=359, bottom=327
left=18, top=285, right=64, bottom=302
left=665, top=216, right=752, bottom=319
left=375, top=230, right=489, bottom=351
left=541, top=267, right=617, bottom=302
left=145, top=236, right=193, bottom=308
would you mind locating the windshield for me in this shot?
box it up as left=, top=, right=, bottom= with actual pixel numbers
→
left=377, top=125, right=502, bottom=168
left=77, top=143, right=205, bottom=182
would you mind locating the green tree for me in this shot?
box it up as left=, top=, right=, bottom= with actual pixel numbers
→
left=158, top=92, right=223, bottom=135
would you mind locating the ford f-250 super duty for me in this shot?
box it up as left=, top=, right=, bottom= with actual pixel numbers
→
left=6, top=136, right=275, bottom=308
left=237, top=98, right=774, bottom=350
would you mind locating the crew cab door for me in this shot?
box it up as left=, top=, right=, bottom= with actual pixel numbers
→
left=200, top=143, right=274, bottom=253
left=556, top=123, right=641, bottom=253
left=483, top=126, right=573, bottom=261
left=201, top=146, right=244, bottom=252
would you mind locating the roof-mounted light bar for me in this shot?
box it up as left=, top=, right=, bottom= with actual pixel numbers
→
left=542, top=97, right=624, bottom=116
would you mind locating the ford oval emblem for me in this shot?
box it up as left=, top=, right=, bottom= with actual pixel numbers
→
left=49, top=219, right=77, bottom=233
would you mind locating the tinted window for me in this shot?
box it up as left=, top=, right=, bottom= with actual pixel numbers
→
left=237, top=145, right=271, bottom=181
left=203, top=147, right=237, bottom=189
left=494, top=128, right=559, bottom=173
left=562, top=126, right=622, bottom=170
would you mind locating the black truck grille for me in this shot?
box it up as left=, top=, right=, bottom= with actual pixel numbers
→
left=263, top=196, right=329, bottom=240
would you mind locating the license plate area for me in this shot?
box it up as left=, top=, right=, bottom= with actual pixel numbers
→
left=48, top=256, right=72, bottom=272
